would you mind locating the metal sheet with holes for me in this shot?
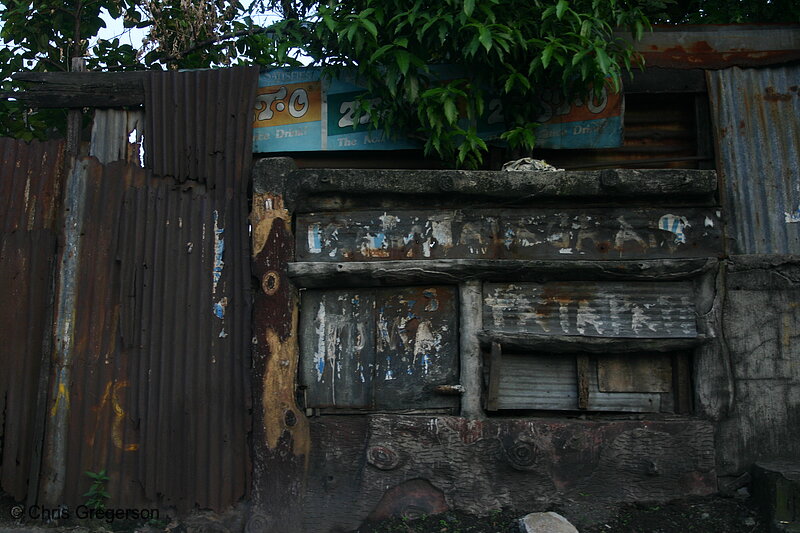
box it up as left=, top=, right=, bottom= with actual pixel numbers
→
left=483, top=281, right=697, bottom=338
left=299, top=286, right=459, bottom=410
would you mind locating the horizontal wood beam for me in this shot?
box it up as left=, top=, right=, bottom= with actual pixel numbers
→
left=477, top=331, right=709, bottom=354
left=282, top=168, right=718, bottom=211
left=287, top=258, right=718, bottom=287
left=2, top=71, right=149, bottom=108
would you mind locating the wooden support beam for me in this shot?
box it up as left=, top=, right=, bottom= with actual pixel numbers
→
left=287, top=258, right=719, bottom=287
left=3, top=71, right=148, bottom=108
left=477, top=331, right=709, bottom=354
left=459, top=281, right=484, bottom=419
left=577, top=355, right=590, bottom=410
left=284, top=168, right=718, bottom=211
left=486, top=342, right=502, bottom=412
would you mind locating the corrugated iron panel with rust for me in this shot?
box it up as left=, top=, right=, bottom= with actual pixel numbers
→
left=296, top=208, right=722, bottom=262
left=0, top=138, right=64, bottom=501
left=53, top=67, right=257, bottom=512
left=144, top=66, right=258, bottom=189
left=707, top=65, right=800, bottom=255
left=620, top=24, right=800, bottom=69
left=483, top=282, right=697, bottom=339
left=299, top=286, right=459, bottom=411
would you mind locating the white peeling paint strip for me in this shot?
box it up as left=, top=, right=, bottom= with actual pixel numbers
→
left=559, top=248, right=573, bottom=254
left=704, top=217, right=715, bottom=227
left=431, top=216, right=453, bottom=247
left=658, top=214, right=690, bottom=244
left=212, top=210, right=224, bottom=294
left=379, top=212, right=399, bottom=230
left=784, top=208, right=800, bottom=223
left=314, top=300, right=326, bottom=382
left=308, top=223, right=322, bottom=253
left=576, top=300, right=604, bottom=335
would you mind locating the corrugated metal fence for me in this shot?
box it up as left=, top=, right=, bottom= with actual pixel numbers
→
left=707, top=65, right=800, bottom=254
left=0, top=66, right=257, bottom=512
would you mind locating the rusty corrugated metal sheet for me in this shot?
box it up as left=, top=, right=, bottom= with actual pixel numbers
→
left=144, top=66, right=257, bottom=189
left=707, top=65, right=800, bottom=254
left=0, top=138, right=64, bottom=501
left=55, top=67, right=257, bottom=512
left=619, top=24, right=800, bottom=69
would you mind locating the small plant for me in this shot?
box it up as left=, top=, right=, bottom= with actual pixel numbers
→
left=83, top=469, right=111, bottom=510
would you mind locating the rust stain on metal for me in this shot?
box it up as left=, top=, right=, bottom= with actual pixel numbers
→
left=624, top=25, right=800, bottom=69
left=0, top=138, right=64, bottom=502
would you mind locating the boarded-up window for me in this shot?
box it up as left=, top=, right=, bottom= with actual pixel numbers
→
left=482, top=281, right=696, bottom=413
left=299, top=286, right=459, bottom=412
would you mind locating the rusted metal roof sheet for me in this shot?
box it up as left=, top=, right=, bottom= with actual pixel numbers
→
left=620, top=24, right=800, bottom=69
left=707, top=65, right=800, bottom=254
left=54, top=67, right=257, bottom=512
left=144, top=66, right=258, bottom=187
left=0, top=138, right=63, bottom=501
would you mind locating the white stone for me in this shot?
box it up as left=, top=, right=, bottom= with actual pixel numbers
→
left=519, top=511, right=579, bottom=533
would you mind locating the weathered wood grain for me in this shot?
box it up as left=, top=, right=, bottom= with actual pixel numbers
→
left=597, top=355, right=673, bottom=393
left=6, top=71, right=148, bottom=108
left=478, top=331, right=709, bottom=354
left=250, top=163, right=309, bottom=531
left=577, top=355, right=590, bottom=409
left=303, top=415, right=716, bottom=530
left=299, top=286, right=459, bottom=411
left=283, top=168, right=717, bottom=211
left=486, top=342, right=502, bottom=411
left=296, top=208, right=722, bottom=262
left=483, top=281, right=697, bottom=339
left=287, top=258, right=719, bottom=287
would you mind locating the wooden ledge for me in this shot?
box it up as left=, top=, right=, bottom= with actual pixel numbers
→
left=287, top=258, right=718, bottom=288
left=477, top=331, right=710, bottom=354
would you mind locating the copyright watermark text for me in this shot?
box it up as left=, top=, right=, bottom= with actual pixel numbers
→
left=9, top=504, right=159, bottom=524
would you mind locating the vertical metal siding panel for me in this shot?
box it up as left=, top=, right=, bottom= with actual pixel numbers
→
left=708, top=65, right=800, bottom=254
left=52, top=67, right=258, bottom=512
left=0, top=139, right=63, bottom=501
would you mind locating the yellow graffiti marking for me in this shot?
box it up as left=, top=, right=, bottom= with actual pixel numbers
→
left=50, top=383, right=70, bottom=417
left=90, top=381, right=139, bottom=451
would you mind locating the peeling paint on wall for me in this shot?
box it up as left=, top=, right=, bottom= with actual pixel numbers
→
left=297, top=208, right=721, bottom=261
left=484, top=282, right=697, bottom=338
left=212, top=210, right=225, bottom=294
left=659, top=214, right=690, bottom=244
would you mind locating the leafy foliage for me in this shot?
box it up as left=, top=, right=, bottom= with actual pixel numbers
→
left=307, top=0, right=651, bottom=166
left=0, top=0, right=795, bottom=164
left=83, top=469, right=111, bottom=510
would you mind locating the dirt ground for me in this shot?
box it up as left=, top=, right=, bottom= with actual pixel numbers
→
left=357, top=494, right=766, bottom=533
left=2, top=492, right=766, bottom=532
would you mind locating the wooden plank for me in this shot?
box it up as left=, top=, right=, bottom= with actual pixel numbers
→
left=478, top=331, right=708, bottom=354
left=6, top=71, right=148, bottom=108
left=299, top=286, right=459, bottom=411
left=486, top=342, right=502, bottom=411
left=288, top=258, right=719, bottom=288
left=495, top=354, right=577, bottom=410
left=373, top=287, right=459, bottom=410
left=284, top=168, right=717, bottom=211
left=597, top=355, right=673, bottom=393
left=299, top=290, right=376, bottom=408
left=484, top=281, right=697, bottom=339
left=673, top=353, right=692, bottom=414
left=577, top=355, right=590, bottom=410
left=296, top=207, right=722, bottom=262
